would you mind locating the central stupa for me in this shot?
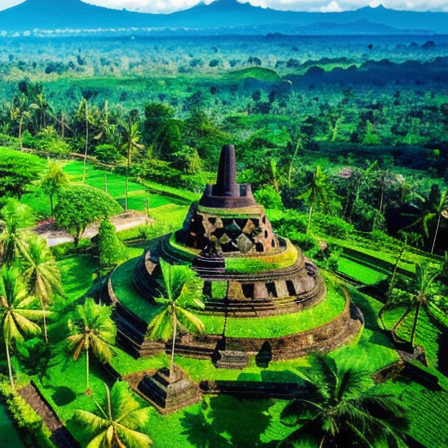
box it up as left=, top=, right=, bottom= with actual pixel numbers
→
left=107, top=145, right=363, bottom=369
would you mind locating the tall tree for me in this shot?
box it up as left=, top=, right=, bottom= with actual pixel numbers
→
left=0, top=198, right=35, bottom=267
left=38, top=160, right=70, bottom=216
left=67, top=298, right=116, bottom=392
left=385, top=261, right=445, bottom=346
left=423, top=188, right=448, bottom=254
left=21, top=236, right=62, bottom=343
left=76, top=381, right=152, bottom=448
left=0, top=267, right=48, bottom=389
left=147, top=259, right=205, bottom=381
left=280, top=354, right=408, bottom=448
left=121, top=111, right=144, bottom=212
left=298, top=165, right=338, bottom=234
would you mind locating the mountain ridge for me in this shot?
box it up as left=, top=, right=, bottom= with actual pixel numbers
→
left=0, top=0, right=446, bottom=34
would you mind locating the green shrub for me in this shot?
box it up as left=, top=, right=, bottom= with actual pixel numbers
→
left=34, top=126, right=70, bottom=155
left=313, top=212, right=354, bottom=237
left=138, top=222, right=168, bottom=240
left=54, top=184, right=122, bottom=245
left=97, top=218, right=126, bottom=266
left=287, top=232, right=319, bottom=255
left=254, top=185, right=284, bottom=210
left=0, top=381, right=55, bottom=448
left=50, top=239, right=91, bottom=258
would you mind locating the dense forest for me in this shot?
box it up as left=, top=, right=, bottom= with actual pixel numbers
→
left=1, top=28, right=448, bottom=448
left=1, top=34, right=447, bottom=253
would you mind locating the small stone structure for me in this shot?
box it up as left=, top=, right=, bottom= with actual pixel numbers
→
left=137, top=367, right=201, bottom=414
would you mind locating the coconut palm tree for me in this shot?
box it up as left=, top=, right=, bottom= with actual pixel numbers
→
left=298, top=165, right=338, bottom=234
left=279, top=354, right=408, bottom=448
left=76, top=381, right=152, bottom=448
left=423, top=188, right=448, bottom=254
left=0, top=266, right=48, bottom=389
left=21, top=236, right=63, bottom=343
left=121, top=112, right=144, bottom=212
left=67, top=298, right=116, bottom=392
left=147, top=259, right=205, bottom=381
left=384, top=261, right=445, bottom=347
left=0, top=198, right=35, bottom=267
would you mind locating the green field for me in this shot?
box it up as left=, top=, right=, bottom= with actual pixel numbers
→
left=337, top=255, right=389, bottom=285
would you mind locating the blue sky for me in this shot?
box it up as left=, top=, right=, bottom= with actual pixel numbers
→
left=0, top=0, right=445, bottom=13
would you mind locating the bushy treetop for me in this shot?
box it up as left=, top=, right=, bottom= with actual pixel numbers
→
left=54, top=184, right=122, bottom=245
left=0, top=147, right=46, bottom=199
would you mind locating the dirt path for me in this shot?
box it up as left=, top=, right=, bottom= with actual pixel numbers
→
left=33, top=211, right=152, bottom=246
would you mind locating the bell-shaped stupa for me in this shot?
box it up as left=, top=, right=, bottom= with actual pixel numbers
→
left=107, top=145, right=363, bottom=369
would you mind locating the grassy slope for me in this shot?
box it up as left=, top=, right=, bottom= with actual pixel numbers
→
left=20, top=159, right=192, bottom=219
left=111, top=257, right=346, bottom=338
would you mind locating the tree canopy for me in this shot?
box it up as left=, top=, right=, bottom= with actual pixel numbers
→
left=54, top=184, right=122, bottom=245
left=0, top=147, right=45, bottom=199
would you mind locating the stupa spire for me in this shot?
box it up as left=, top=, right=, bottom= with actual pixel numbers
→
left=215, top=144, right=239, bottom=197
left=199, top=144, right=257, bottom=209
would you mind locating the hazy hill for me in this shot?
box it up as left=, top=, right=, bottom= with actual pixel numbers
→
left=0, top=0, right=446, bottom=34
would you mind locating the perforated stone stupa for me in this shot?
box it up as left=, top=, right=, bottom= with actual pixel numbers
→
left=106, top=145, right=363, bottom=369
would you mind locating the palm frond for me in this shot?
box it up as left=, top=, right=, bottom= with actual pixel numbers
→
left=117, top=424, right=152, bottom=448
left=147, top=307, right=173, bottom=341
left=85, top=431, right=107, bottom=448
left=75, top=409, right=108, bottom=432
left=175, top=307, right=205, bottom=335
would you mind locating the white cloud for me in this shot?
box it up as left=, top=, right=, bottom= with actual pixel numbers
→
left=0, top=0, right=447, bottom=14
left=320, top=1, right=343, bottom=11
left=0, top=0, right=25, bottom=12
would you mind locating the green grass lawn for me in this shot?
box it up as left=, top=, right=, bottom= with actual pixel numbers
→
left=337, top=255, right=389, bottom=285
left=223, top=285, right=346, bottom=338
left=20, top=159, right=190, bottom=219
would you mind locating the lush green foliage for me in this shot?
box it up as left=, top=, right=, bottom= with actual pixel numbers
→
left=97, top=218, right=126, bottom=266
left=76, top=381, right=152, bottom=448
left=279, top=354, right=408, bottom=448
left=0, top=148, right=45, bottom=199
left=54, top=184, right=122, bottom=245
left=67, top=297, right=117, bottom=390
left=0, top=381, right=55, bottom=448
left=0, top=198, right=36, bottom=266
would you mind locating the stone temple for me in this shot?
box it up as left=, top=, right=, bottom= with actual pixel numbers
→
left=106, top=144, right=363, bottom=372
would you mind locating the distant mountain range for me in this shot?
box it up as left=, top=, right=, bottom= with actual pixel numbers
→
left=0, top=0, right=446, bottom=35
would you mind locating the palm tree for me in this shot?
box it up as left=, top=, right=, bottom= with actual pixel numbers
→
left=21, top=236, right=63, bottom=343
left=121, top=112, right=144, bottom=212
left=14, top=92, right=38, bottom=150
left=423, top=188, right=448, bottom=254
left=384, top=261, right=444, bottom=347
left=38, top=160, right=70, bottom=216
left=0, top=266, right=48, bottom=389
left=67, top=298, right=116, bottom=392
left=280, top=354, right=408, bottom=448
left=0, top=198, right=36, bottom=267
left=76, top=381, right=152, bottom=448
left=147, top=259, right=205, bottom=381
left=298, top=165, right=337, bottom=234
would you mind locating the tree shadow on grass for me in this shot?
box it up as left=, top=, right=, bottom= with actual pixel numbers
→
left=181, top=410, right=232, bottom=448
left=181, top=396, right=275, bottom=448
left=52, top=386, right=77, bottom=406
